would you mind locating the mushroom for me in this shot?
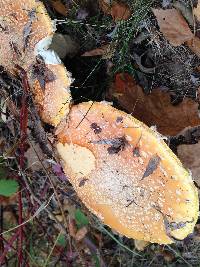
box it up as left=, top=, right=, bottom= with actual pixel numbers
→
left=56, top=101, right=199, bottom=244
left=0, top=0, right=72, bottom=126
left=0, top=0, right=198, bottom=245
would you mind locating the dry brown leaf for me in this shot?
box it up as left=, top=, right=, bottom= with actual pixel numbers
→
left=194, top=1, right=200, bottom=22
left=99, top=0, right=111, bottom=14
left=82, top=44, right=115, bottom=59
left=82, top=44, right=110, bottom=57
left=99, top=1, right=131, bottom=21
left=134, top=240, right=149, bottom=251
left=111, top=2, right=131, bottom=21
left=186, top=36, right=200, bottom=57
left=50, top=0, right=68, bottom=16
left=75, top=226, right=88, bottom=242
left=110, top=73, right=200, bottom=135
left=178, top=141, right=200, bottom=189
left=152, top=8, right=193, bottom=46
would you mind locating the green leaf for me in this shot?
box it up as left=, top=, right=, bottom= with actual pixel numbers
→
left=74, top=209, right=89, bottom=228
left=0, top=179, right=19, bottom=197
left=57, top=234, right=66, bottom=247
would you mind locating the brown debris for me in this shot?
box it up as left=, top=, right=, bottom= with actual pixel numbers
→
left=152, top=8, right=193, bottom=46
left=110, top=73, right=200, bottom=135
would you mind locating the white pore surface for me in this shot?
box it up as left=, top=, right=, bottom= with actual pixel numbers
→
left=35, top=36, right=61, bottom=65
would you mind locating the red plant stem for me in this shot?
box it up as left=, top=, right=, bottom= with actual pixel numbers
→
left=0, top=206, right=4, bottom=253
left=0, top=232, right=19, bottom=265
left=17, top=191, right=23, bottom=267
left=16, top=65, right=30, bottom=267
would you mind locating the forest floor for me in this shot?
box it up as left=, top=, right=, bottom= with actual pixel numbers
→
left=1, top=0, right=200, bottom=266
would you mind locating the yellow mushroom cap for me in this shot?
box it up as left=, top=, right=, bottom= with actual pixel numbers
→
left=0, top=0, right=72, bottom=126
left=0, top=0, right=53, bottom=71
left=57, top=101, right=199, bottom=244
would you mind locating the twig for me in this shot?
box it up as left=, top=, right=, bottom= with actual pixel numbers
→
left=27, top=139, right=73, bottom=251
left=99, top=226, right=141, bottom=257
left=43, top=231, right=62, bottom=267
left=0, top=231, right=19, bottom=265
left=16, top=65, right=30, bottom=267
left=0, top=193, right=55, bottom=236
left=83, top=237, right=107, bottom=267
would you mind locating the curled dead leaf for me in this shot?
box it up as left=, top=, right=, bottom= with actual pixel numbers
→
left=99, top=0, right=111, bottom=14
left=111, top=2, right=131, bottom=21
left=82, top=44, right=110, bottom=57
left=152, top=8, right=193, bottom=46
left=110, top=73, right=200, bottom=135
left=99, top=0, right=131, bottom=21
left=50, top=0, right=68, bottom=16
left=82, top=43, right=115, bottom=59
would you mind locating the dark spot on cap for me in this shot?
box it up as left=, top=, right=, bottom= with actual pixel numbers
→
left=141, top=155, right=161, bottom=180
left=79, top=178, right=89, bottom=187
left=116, top=116, right=123, bottom=123
left=107, top=136, right=128, bottom=155
left=90, top=123, right=102, bottom=134
left=133, top=147, right=140, bottom=157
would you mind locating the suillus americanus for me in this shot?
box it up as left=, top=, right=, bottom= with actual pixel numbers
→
left=57, top=102, right=199, bottom=244
left=0, top=0, right=198, bottom=245
left=0, top=0, right=72, bottom=126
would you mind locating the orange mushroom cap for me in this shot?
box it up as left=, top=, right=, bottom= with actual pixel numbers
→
left=0, top=0, right=72, bottom=126
left=57, top=101, right=199, bottom=244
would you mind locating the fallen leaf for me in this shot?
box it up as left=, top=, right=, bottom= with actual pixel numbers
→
left=99, top=0, right=111, bottom=14
left=111, top=2, right=131, bottom=21
left=109, top=73, right=200, bottom=135
left=152, top=8, right=193, bottom=46
left=173, top=1, right=194, bottom=26
left=82, top=44, right=110, bottom=57
left=82, top=44, right=115, bottom=59
left=50, top=0, right=68, bottom=16
left=99, top=1, right=131, bottom=21
left=178, top=141, right=200, bottom=189
left=194, top=1, right=200, bottom=22
left=186, top=36, right=200, bottom=58
left=0, top=179, right=19, bottom=197
left=134, top=240, right=149, bottom=251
